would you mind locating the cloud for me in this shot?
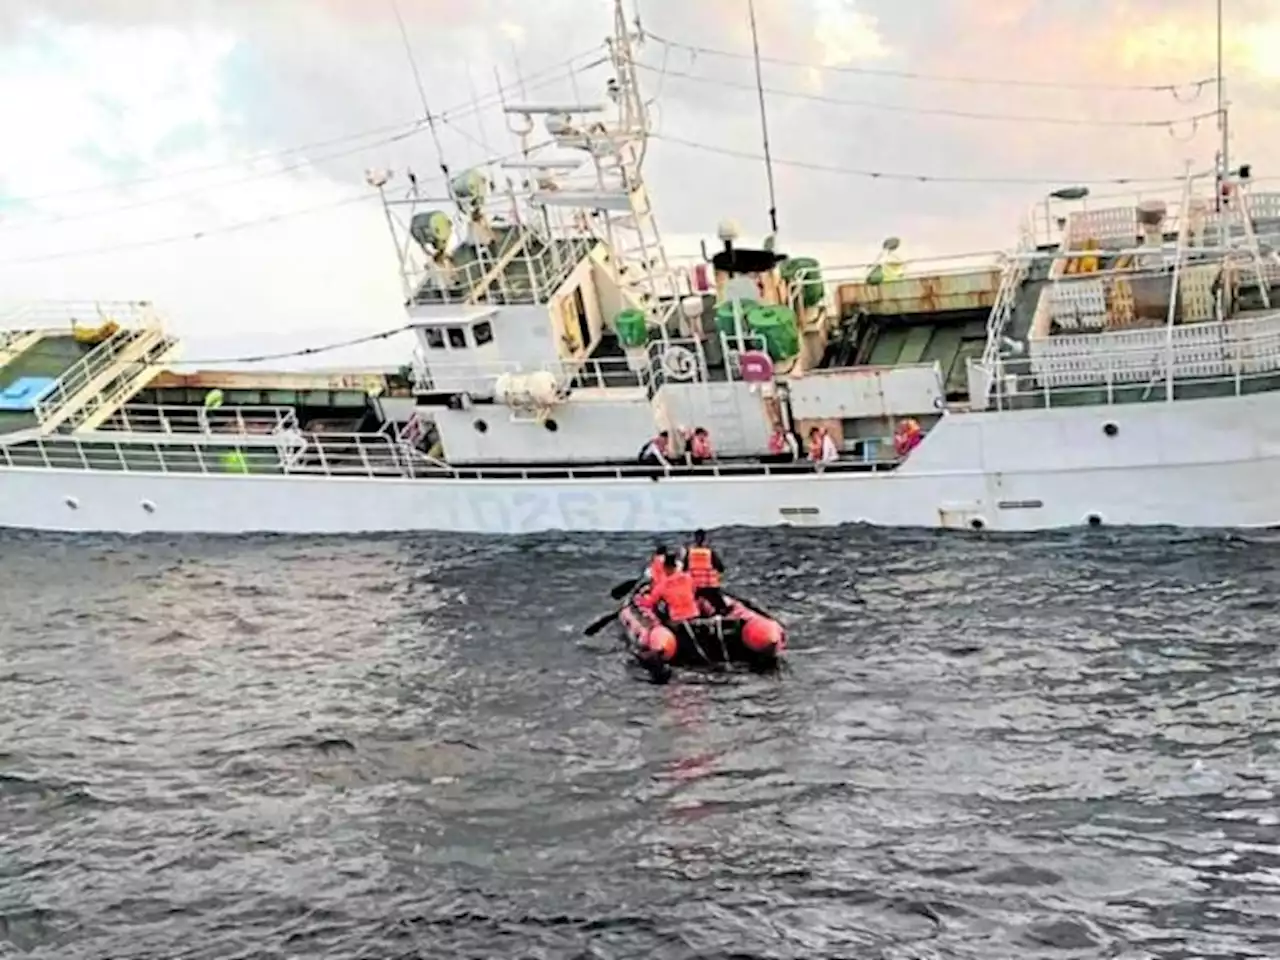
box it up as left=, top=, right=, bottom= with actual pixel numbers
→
left=0, top=0, right=1277, bottom=365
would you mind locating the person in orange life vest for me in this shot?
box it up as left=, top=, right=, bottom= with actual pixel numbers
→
left=649, top=555, right=701, bottom=625
left=637, top=431, right=671, bottom=466
left=894, top=418, right=923, bottom=457
left=635, top=544, right=671, bottom=610
left=688, top=427, right=714, bottom=464
left=768, top=425, right=800, bottom=462
left=808, top=426, right=838, bottom=465
left=684, top=528, right=728, bottom=615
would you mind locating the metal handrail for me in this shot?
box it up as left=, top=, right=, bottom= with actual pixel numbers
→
left=31, top=325, right=160, bottom=425
left=972, top=313, right=1280, bottom=408
left=0, top=429, right=907, bottom=480
left=414, top=338, right=710, bottom=394
left=104, top=404, right=300, bottom=436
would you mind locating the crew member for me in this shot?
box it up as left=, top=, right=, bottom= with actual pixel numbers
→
left=635, top=544, right=671, bottom=610
left=768, top=426, right=800, bottom=462
left=688, top=427, right=714, bottom=465
left=637, top=431, right=671, bottom=466
left=807, top=426, right=839, bottom=465
left=893, top=418, right=923, bottom=457
left=684, top=528, right=728, bottom=615
left=649, top=554, right=701, bottom=626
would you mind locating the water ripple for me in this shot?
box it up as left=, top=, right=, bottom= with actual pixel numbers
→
left=1, top=526, right=1279, bottom=958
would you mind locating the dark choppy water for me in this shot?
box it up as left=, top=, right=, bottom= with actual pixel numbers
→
left=2, top=528, right=1279, bottom=960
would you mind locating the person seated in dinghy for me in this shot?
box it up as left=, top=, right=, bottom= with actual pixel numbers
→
left=634, top=544, right=673, bottom=609
left=646, top=553, right=702, bottom=629
left=684, top=529, right=728, bottom=616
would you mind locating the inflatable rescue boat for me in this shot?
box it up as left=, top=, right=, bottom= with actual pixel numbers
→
left=618, top=585, right=786, bottom=677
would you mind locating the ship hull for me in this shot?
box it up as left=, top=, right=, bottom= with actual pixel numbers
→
left=3, top=391, right=1280, bottom=534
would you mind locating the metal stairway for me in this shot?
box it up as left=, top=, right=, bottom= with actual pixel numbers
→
left=34, top=325, right=180, bottom=434
left=0, top=330, right=46, bottom=369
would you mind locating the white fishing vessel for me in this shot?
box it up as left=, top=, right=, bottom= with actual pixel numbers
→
left=2, top=3, right=1279, bottom=536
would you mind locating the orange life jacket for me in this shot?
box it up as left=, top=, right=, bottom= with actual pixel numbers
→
left=685, top=545, right=720, bottom=588
left=654, top=570, right=699, bottom=622
left=808, top=433, right=825, bottom=462
left=648, top=555, right=667, bottom=588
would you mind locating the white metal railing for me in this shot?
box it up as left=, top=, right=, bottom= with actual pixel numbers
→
left=1026, top=179, right=1280, bottom=254
left=62, top=334, right=179, bottom=433
left=973, top=310, right=1280, bottom=408
left=414, top=338, right=711, bottom=396
left=0, top=430, right=907, bottom=480
left=31, top=324, right=162, bottom=425
left=102, top=404, right=300, bottom=437
left=408, top=228, right=597, bottom=307
left=0, top=299, right=158, bottom=333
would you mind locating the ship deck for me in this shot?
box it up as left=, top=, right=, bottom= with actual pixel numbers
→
left=0, top=333, right=94, bottom=433
left=411, top=225, right=595, bottom=306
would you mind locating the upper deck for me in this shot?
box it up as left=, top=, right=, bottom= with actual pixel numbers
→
left=968, top=175, right=1280, bottom=410
left=407, top=222, right=596, bottom=308
left=0, top=301, right=181, bottom=436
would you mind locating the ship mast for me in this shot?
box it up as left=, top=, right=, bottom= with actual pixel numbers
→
left=747, top=0, right=779, bottom=240
left=1215, top=0, right=1229, bottom=208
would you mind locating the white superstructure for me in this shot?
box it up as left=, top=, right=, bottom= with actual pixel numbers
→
left=3, top=5, right=1280, bottom=536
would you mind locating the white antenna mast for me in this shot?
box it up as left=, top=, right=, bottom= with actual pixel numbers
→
left=388, top=0, right=460, bottom=211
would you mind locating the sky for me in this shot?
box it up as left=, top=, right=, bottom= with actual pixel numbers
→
left=0, top=0, right=1277, bottom=368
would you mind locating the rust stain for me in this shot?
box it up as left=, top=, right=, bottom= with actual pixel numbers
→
left=839, top=268, right=1001, bottom=316
left=150, top=369, right=389, bottom=392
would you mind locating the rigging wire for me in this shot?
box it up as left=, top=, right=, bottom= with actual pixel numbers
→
left=0, top=45, right=606, bottom=209
left=636, top=63, right=1218, bottom=129
left=5, top=125, right=433, bottom=231
left=160, top=325, right=415, bottom=368
left=0, top=193, right=379, bottom=267
left=651, top=133, right=1210, bottom=185
left=0, top=138, right=558, bottom=267
left=646, top=32, right=1216, bottom=95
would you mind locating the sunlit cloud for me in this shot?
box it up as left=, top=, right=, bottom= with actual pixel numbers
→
left=811, top=0, right=891, bottom=67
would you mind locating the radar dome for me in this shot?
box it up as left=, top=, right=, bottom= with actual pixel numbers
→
left=450, top=169, right=488, bottom=202
left=409, top=210, right=453, bottom=254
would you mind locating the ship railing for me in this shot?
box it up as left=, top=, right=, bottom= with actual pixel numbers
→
left=1026, top=178, right=1280, bottom=253
left=0, top=299, right=159, bottom=334
left=100, top=404, right=300, bottom=437
left=31, top=320, right=165, bottom=427
left=0, top=430, right=910, bottom=478
left=971, top=309, right=1280, bottom=408
left=414, top=358, right=525, bottom=393
left=415, top=347, right=695, bottom=397
left=409, top=230, right=597, bottom=307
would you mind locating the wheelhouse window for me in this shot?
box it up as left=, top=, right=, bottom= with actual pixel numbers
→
left=472, top=320, right=494, bottom=346
left=447, top=326, right=467, bottom=348
left=424, top=327, right=445, bottom=349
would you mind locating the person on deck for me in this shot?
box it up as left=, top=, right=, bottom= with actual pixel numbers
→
left=807, top=426, right=839, bottom=466
left=894, top=418, right=923, bottom=458
left=685, top=529, right=728, bottom=615
left=649, top=554, right=701, bottom=626
left=637, top=431, right=671, bottom=466
left=688, top=427, right=714, bottom=465
left=768, top=426, right=800, bottom=462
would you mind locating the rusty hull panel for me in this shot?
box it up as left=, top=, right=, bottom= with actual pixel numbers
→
left=839, top=268, right=1001, bottom=316
left=150, top=369, right=391, bottom=393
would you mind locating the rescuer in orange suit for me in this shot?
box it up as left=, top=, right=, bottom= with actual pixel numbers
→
left=684, top=528, right=728, bottom=616
left=649, top=554, right=701, bottom=625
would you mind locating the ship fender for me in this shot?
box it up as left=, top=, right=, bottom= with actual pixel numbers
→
left=731, top=599, right=786, bottom=659
left=619, top=601, right=677, bottom=663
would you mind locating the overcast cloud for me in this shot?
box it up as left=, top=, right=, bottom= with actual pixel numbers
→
left=0, top=0, right=1276, bottom=366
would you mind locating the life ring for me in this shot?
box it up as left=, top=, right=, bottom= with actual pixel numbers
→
left=661, top=345, right=698, bottom=381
